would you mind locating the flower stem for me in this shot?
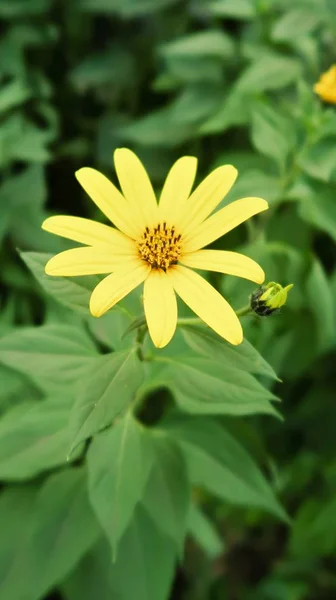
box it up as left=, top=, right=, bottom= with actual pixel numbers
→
left=176, top=305, right=252, bottom=328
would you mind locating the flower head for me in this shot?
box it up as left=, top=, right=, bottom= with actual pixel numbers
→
left=250, top=282, right=294, bottom=317
left=42, top=149, right=268, bottom=348
left=314, top=65, right=336, bottom=104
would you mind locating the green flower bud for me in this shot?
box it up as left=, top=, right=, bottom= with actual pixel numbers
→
left=250, top=282, right=294, bottom=317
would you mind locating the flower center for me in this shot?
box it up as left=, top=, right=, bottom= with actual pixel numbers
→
left=137, top=222, right=182, bottom=271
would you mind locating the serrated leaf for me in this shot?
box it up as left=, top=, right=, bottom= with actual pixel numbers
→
left=154, top=355, right=280, bottom=418
left=21, top=251, right=101, bottom=314
left=88, top=412, right=153, bottom=557
left=69, top=349, right=144, bottom=453
left=180, top=324, right=278, bottom=380
left=165, top=417, right=288, bottom=522
left=0, top=324, right=98, bottom=389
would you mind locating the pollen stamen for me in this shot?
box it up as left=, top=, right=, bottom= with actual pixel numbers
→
left=137, top=223, right=182, bottom=271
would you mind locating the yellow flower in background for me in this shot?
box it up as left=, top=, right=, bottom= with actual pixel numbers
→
left=314, top=65, right=336, bottom=104
left=42, top=149, right=268, bottom=348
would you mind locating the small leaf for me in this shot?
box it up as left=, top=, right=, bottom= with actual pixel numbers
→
left=188, top=503, right=224, bottom=559
left=237, top=53, right=302, bottom=92
left=69, top=349, right=144, bottom=453
left=88, top=412, right=153, bottom=557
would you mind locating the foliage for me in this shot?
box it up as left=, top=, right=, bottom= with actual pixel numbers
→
left=0, top=0, right=335, bottom=599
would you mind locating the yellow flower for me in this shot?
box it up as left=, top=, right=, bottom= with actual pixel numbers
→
left=314, top=65, right=336, bottom=104
left=42, top=149, right=268, bottom=348
left=250, top=282, right=294, bottom=316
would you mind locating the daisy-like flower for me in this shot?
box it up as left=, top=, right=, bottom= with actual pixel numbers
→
left=42, top=149, right=268, bottom=348
left=314, top=65, right=336, bottom=104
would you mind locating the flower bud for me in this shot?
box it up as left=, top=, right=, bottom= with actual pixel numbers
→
left=250, top=282, right=294, bottom=317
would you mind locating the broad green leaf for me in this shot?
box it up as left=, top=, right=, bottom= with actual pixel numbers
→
left=1, top=165, right=46, bottom=210
left=208, top=0, right=256, bottom=19
left=290, top=496, right=336, bottom=557
left=188, top=503, right=224, bottom=558
left=0, top=394, right=79, bottom=480
left=251, top=102, right=296, bottom=173
left=0, top=78, right=31, bottom=114
left=69, top=349, right=144, bottom=453
left=271, top=8, right=323, bottom=41
left=0, top=324, right=98, bottom=389
left=120, top=108, right=194, bottom=148
left=180, top=324, right=278, bottom=380
left=200, top=86, right=250, bottom=134
left=153, top=355, right=279, bottom=418
left=0, top=363, right=39, bottom=413
left=159, top=30, right=234, bottom=60
left=299, top=138, right=336, bottom=182
left=0, top=468, right=101, bottom=600
left=305, top=258, right=335, bottom=352
left=165, top=417, right=288, bottom=521
left=142, top=434, right=190, bottom=549
left=65, top=507, right=176, bottom=600
left=88, top=412, right=153, bottom=556
left=87, top=309, right=136, bottom=350
left=291, top=178, right=336, bottom=242
left=237, top=54, right=302, bottom=92
left=21, top=251, right=101, bottom=314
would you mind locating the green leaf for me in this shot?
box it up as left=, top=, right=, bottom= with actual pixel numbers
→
left=180, top=324, right=278, bottom=380
left=200, top=86, right=250, bottom=134
left=237, top=54, right=302, bottom=92
left=291, top=178, right=336, bottom=242
left=159, top=30, right=234, bottom=61
left=0, top=363, right=39, bottom=413
left=165, top=417, right=288, bottom=522
left=251, top=102, right=296, bottom=173
left=0, top=324, right=98, bottom=389
left=305, top=258, right=335, bottom=352
left=21, top=251, right=101, bottom=314
left=290, top=496, right=336, bottom=557
left=299, top=138, right=336, bottom=182
left=207, top=0, right=256, bottom=20
left=0, top=468, right=100, bottom=600
left=0, top=78, right=31, bottom=114
left=154, top=355, right=279, bottom=418
left=69, top=349, right=144, bottom=453
left=65, top=507, right=176, bottom=600
left=188, top=503, right=224, bottom=558
left=88, top=412, right=153, bottom=557
left=142, top=434, right=190, bottom=549
left=0, top=394, right=79, bottom=480
left=271, top=8, right=323, bottom=42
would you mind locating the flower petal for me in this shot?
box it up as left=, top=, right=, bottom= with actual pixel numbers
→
left=158, top=156, right=198, bottom=224
left=178, top=165, right=238, bottom=235
left=75, top=167, right=140, bottom=239
left=42, top=215, right=135, bottom=251
left=168, top=265, right=243, bottom=345
left=89, top=259, right=150, bottom=317
left=180, top=249, right=265, bottom=284
left=143, top=269, right=177, bottom=348
left=183, top=197, right=268, bottom=253
left=45, top=247, right=137, bottom=277
left=114, top=148, right=158, bottom=230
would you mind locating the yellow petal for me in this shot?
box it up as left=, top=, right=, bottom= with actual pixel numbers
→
left=143, top=269, right=177, bottom=348
left=75, top=167, right=140, bottom=239
left=183, top=197, right=268, bottom=253
left=168, top=265, right=243, bottom=345
left=42, top=215, right=135, bottom=251
left=178, top=165, right=238, bottom=235
left=114, top=148, right=158, bottom=230
left=90, top=259, right=150, bottom=317
left=180, top=249, right=265, bottom=284
left=45, top=247, right=137, bottom=277
left=158, top=156, right=198, bottom=224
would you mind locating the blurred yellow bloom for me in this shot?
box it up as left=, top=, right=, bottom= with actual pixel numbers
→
left=314, top=65, right=336, bottom=104
left=42, top=149, right=268, bottom=348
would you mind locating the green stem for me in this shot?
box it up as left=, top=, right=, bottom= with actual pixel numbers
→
left=135, top=325, right=147, bottom=361
left=176, top=305, right=252, bottom=328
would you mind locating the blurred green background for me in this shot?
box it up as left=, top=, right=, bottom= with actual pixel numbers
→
left=0, top=0, right=336, bottom=599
